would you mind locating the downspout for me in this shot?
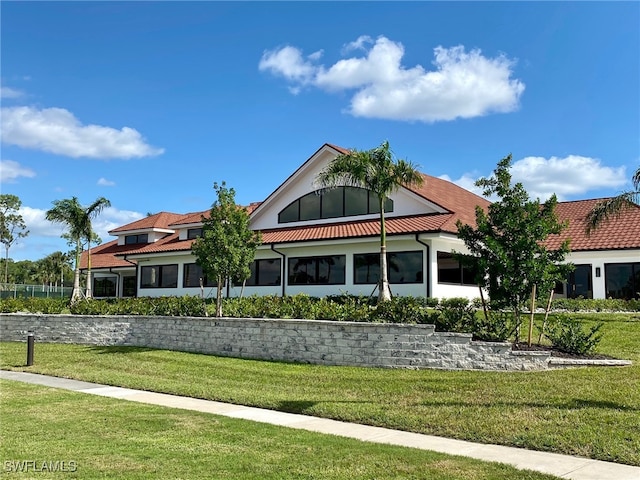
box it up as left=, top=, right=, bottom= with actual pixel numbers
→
left=270, top=244, right=287, bottom=297
left=123, top=255, right=138, bottom=298
left=109, top=268, right=120, bottom=298
left=415, top=234, right=431, bottom=299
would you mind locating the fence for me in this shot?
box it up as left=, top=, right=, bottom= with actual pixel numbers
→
left=0, top=284, right=73, bottom=299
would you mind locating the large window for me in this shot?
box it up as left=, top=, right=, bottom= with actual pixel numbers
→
left=437, top=252, right=477, bottom=286
left=288, top=255, right=346, bottom=285
left=354, top=251, right=423, bottom=284
left=566, top=264, right=592, bottom=299
left=93, top=276, right=117, bottom=297
left=183, top=263, right=216, bottom=288
left=278, top=187, right=393, bottom=224
left=605, top=262, right=640, bottom=300
left=246, top=259, right=281, bottom=286
left=140, top=264, right=178, bottom=288
left=187, top=228, right=202, bottom=239
left=122, top=276, right=137, bottom=297
left=125, top=234, right=148, bottom=245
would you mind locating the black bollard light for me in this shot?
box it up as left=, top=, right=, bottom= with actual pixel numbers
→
left=26, top=331, right=34, bottom=366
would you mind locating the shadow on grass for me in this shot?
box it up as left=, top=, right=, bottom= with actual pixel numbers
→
left=417, top=398, right=638, bottom=412
left=88, top=346, right=157, bottom=354
left=276, top=400, right=318, bottom=414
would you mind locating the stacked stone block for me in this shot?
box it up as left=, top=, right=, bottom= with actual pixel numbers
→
left=0, top=314, right=551, bottom=371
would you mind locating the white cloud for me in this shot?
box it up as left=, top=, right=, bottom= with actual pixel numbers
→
left=0, top=159, right=36, bottom=183
left=0, top=106, right=165, bottom=159
left=0, top=86, right=25, bottom=99
left=20, top=205, right=143, bottom=243
left=446, top=155, right=627, bottom=201
left=97, top=177, right=116, bottom=187
left=510, top=156, right=627, bottom=201
left=259, top=36, right=525, bottom=122
left=259, top=46, right=319, bottom=84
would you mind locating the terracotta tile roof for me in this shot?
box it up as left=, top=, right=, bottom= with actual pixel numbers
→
left=260, top=213, right=456, bottom=244
left=169, top=204, right=262, bottom=227
left=79, top=239, right=142, bottom=270
left=407, top=173, right=490, bottom=228
left=112, top=233, right=194, bottom=256
left=546, top=199, right=640, bottom=251
left=109, top=211, right=186, bottom=234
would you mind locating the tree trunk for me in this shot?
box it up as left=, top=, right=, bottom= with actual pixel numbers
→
left=70, top=242, right=82, bottom=303
left=378, top=245, right=392, bottom=302
left=528, top=284, right=536, bottom=346
left=377, top=197, right=391, bottom=303
left=215, top=277, right=223, bottom=317
left=85, top=240, right=92, bottom=298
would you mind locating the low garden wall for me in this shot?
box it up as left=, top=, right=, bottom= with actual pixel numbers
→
left=0, top=313, right=551, bottom=371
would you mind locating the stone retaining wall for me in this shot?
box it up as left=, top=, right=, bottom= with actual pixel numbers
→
left=0, top=314, right=551, bottom=371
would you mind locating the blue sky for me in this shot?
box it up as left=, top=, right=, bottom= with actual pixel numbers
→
left=1, top=1, right=638, bottom=261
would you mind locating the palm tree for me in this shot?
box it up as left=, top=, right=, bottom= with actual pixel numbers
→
left=46, top=196, right=111, bottom=302
left=586, top=167, right=640, bottom=233
left=316, top=141, right=424, bottom=302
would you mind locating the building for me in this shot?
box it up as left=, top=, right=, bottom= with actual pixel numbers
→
left=81, top=143, right=640, bottom=301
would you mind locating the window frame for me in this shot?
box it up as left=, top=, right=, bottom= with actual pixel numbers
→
left=93, top=276, right=117, bottom=297
left=245, top=258, right=282, bottom=286
left=182, top=263, right=216, bottom=288
left=436, top=252, right=477, bottom=286
left=278, top=187, right=393, bottom=224
left=353, top=251, right=424, bottom=285
left=288, top=255, right=346, bottom=285
left=140, top=264, right=179, bottom=289
left=125, top=234, right=148, bottom=245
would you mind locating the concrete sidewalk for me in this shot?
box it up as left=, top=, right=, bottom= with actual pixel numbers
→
left=2, top=370, right=638, bottom=480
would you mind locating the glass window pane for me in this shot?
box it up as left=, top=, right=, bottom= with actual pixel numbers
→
left=318, top=255, right=345, bottom=284
left=605, top=263, right=639, bottom=300
left=93, top=276, right=117, bottom=297
left=289, top=257, right=314, bottom=284
left=122, top=276, right=136, bottom=297
left=278, top=201, right=299, bottom=223
left=354, top=253, right=379, bottom=284
left=369, top=191, right=381, bottom=214
left=183, top=263, right=202, bottom=288
left=160, top=265, right=178, bottom=288
left=299, top=193, right=321, bottom=221
left=259, top=259, right=281, bottom=286
left=321, top=187, right=344, bottom=219
left=389, top=251, right=423, bottom=284
left=344, top=187, right=368, bottom=216
left=437, top=252, right=460, bottom=284
left=140, top=266, right=157, bottom=288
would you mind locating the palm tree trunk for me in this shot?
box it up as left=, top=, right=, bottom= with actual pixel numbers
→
left=378, top=197, right=392, bottom=302
left=85, top=240, right=92, bottom=299
left=71, top=242, right=82, bottom=303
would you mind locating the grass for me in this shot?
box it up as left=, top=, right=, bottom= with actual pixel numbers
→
left=0, top=380, right=562, bottom=480
left=1, top=312, right=639, bottom=466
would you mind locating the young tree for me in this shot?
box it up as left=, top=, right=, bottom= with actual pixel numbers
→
left=316, top=141, right=424, bottom=303
left=0, top=194, right=29, bottom=284
left=191, top=182, right=261, bottom=317
left=586, top=166, right=640, bottom=233
left=456, top=155, right=571, bottom=342
left=45, top=196, right=111, bottom=302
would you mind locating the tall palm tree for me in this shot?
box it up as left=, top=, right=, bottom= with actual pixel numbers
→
left=46, top=196, right=111, bottom=302
left=586, top=167, right=640, bottom=233
left=316, top=141, right=424, bottom=302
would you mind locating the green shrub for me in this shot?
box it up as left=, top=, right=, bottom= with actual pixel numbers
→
left=0, top=297, right=68, bottom=314
left=472, top=310, right=515, bottom=342
left=545, top=314, right=603, bottom=355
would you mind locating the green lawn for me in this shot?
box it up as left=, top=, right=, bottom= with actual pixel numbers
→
left=1, top=312, right=638, bottom=466
left=0, top=380, right=561, bottom=480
